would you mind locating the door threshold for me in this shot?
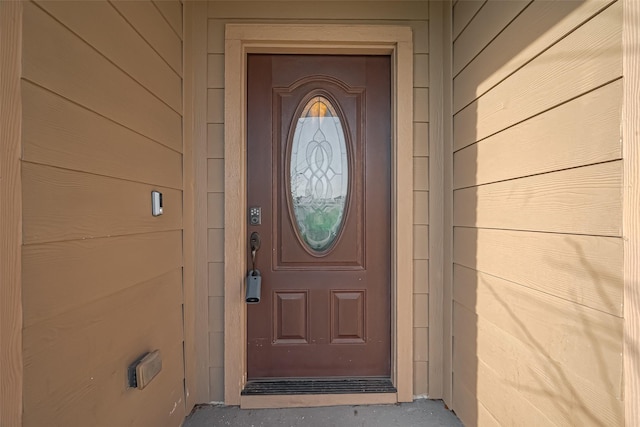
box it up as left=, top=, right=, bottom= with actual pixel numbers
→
left=242, top=378, right=397, bottom=395
left=240, top=378, right=397, bottom=409
left=240, top=392, right=398, bottom=409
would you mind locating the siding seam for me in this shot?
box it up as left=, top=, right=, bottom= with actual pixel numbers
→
left=20, top=79, right=183, bottom=155
left=452, top=0, right=534, bottom=79
left=452, top=158, right=623, bottom=191
left=452, top=0, right=619, bottom=114
left=107, top=0, right=182, bottom=78
left=452, top=77, right=624, bottom=153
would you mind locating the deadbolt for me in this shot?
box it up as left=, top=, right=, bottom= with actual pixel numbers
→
left=249, top=206, right=262, bottom=225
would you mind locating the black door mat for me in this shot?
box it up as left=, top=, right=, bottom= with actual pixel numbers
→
left=241, top=378, right=397, bottom=395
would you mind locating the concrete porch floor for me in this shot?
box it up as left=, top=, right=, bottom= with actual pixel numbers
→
left=183, top=399, right=463, bottom=427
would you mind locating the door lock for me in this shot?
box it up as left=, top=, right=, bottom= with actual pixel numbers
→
left=249, top=206, right=262, bottom=225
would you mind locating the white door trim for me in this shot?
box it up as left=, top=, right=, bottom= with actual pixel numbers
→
left=223, top=24, right=414, bottom=406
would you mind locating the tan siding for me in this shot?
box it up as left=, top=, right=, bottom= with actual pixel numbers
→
left=452, top=379, right=481, bottom=427
left=22, top=82, right=182, bottom=190
left=209, top=297, right=225, bottom=334
left=206, top=0, right=430, bottom=399
left=413, top=87, right=429, bottom=121
left=455, top=265, right=623, bottom=397
left=23, top=270, right=184, bottom=427
left=455, top=302, right=622, bottom=426
left=452, top=0, right=529, bottom=76
left=23, top=270, right=181, bottom=400
left=209, top=331, right=225, bottom=401
left=475, top=402, right=501, bottom=427
left=20, top=1, right=185, bottom=425
left=413, top=54, right=429, bottom=87
left=454, top=367, right=505, bottom=427
left=153, top=0, right=183, bottom=39
left=414, top=225, right=429, bottom=260
left=453, top=0, right=614, bottom=113
left=454, top=1, right=622, bottom=151
left=413, top=259, right=429, bottom=294
left=208, top=229, right=225, bottom=263
left=208, top=159, right=225, bottom=192
left=455, top=298, right=623, bottom=425
left=412, top=20, right=429, bottom=54
left=413, top=191, right=429, bottom=225
left=22, top=2, right=182, bottom=152
left=413, top=327, right=428, bottom=362
left=411, top=43, right=428, bottom=390
left=411, top=25, right=430, bottom=396
left=454, top=161, right=623, bottom=236
left=207, top=193, right=225, bottom=228
left=453, top=80, right=623, bottom=189
left=413, top=122, right=429, bottom=156
left=413, top=360, right=428, bottom=395
left=207, top=88, right=225, bottom=123
left=209, top=332, right=224, bottom=367
left=413, top=294, right=429, bottom=328
left=207, top=19, right=225, bottom=54
left=450, top=0, right=625, bottom=424
left=22, top=163, right=182, bottom=244
left=209, top=367, right=225, bottom=402
left=208, top=54, right=225, bottom=88
left=208, top=123, right=225, bottom=158
left=453, top=305, right=556, bottom=427
left=110, top=0, right=183, bottom=76
left=22, top=231, right=182, bottom=327
left=209, top=262, right=225, bottom=296
left=454, top=227, right=623, bottom=315
left=452, top=0, right=485, bottom=41
left=36, top=0, right=182, bottom=112
left=413, top=157, right=429, bottom=191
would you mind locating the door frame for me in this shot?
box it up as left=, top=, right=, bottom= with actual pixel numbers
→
left=223, top=24, right=414, bottom=407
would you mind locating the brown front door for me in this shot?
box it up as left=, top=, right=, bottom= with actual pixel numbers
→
left=247, top=54, right=391, bottom=379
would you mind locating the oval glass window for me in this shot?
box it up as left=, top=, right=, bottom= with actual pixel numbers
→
left=289, top=96, right=349, bottom=253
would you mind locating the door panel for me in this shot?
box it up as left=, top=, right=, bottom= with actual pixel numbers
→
left=247, top=55, right=391, bottom=378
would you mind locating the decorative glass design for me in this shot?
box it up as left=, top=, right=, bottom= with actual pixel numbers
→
left=289, top=96, right=349, bottom=252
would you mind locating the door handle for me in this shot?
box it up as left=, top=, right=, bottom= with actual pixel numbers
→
left=250, top=232, right=261, bottom=271
left=246, top=232, right=262, bottom=304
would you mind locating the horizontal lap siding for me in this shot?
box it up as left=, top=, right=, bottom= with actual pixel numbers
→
left=454, top=2, right=622, bottom=151
left=454, top=228, right=623, bottom=315
left=21, top=1, right=185, bottom=426
left=23, top=2, right=181, bottom=151
left=451, top=1, right=624, bottom=425
left=453, top=161, right=622, bottom=236
left=452, top=0, right=485, bottom=41
left=22, top=82, right=182, bottom=189
left=453, top=80, right=622, bottom=189
left=206, top=0, right=431, bottom=399
left=453, top=0, right=616, bottom=113
left=110, top=0, right=183, bottom=76
left=452, top=0, right=530, bottom=76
